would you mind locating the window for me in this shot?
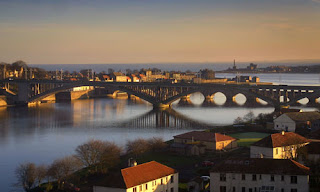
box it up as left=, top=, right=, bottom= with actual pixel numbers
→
left=220, top=173, right=226, bottom=181
left=145, top=184, right=148, bottom=190
left=242, top=174, right=246, bottom=180
left=261, top=186, right=275, bottom=192
left=233, top=187, right=236, bottom=192
left=254, top=188, right=257, bottom=192
left=281, top=189, right=284, bottom=192
left=271, top=175, right=274, bottom=181
left=252, top=174, right=257, bottom=181
left=276, top=148, right=278, bottom=155
left=133, top=187, right=137, bottom=192
left=291, top=189, right=297, bottom=192
left=242, top=187, right=245, bottom=192
left=161, top=179, right=163, bottom=185
left=259, top=175, right=262, bottom=180
left=139, top=185, right=142, bottom=191
left=232, top=173, right=236, bottom=180
left=249, top=188, right=253, bottom=192
left=171, top=175, right=174, bottom=183
left=291, top=176, right=297, bottom=184
left=170, top=187, right=174, bottom=192
left=281, top=175, right=284, bottom=181
left=220, top=186, right=227, bottom=192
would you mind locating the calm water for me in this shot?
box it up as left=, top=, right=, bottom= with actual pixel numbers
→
left=0, top=73, right=319, bottom=191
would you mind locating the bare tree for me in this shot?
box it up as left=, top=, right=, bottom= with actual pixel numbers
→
left=35, top=164, right=47, bottom=187
left=243, top=111, right=255, bottom=123
left=15, top=162, right=36, bottom=191
left=48, top=155, right=81, bottom=189
left=148, top=137, right=167, bottom=152
left=75, top=139, right=106, bottom=167
left=126, top=138, right=151, bottom=157
left=99, top=142, right=122, bottom=173
left=233, top=117, right=243, bottom=124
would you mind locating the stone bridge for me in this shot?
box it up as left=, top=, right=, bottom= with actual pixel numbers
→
left=1, top=80, right=320, bottom=109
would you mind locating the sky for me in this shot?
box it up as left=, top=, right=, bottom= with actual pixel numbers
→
left=0, top=0, right=320, bottom=64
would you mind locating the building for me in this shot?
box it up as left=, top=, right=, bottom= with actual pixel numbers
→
left=93, top=161, right=178, bottom=192
left=303, top=142, right=320, bottom=162
left=210, top=158, right=310, bottom=192
left=173, top=131, right=237, bottom=151
left=274, top=112, right=320, bottom=133
left=169, top=142, right=206, bottom=156
left=250, top=132, right=309, bottom=159
left=110, top=72, right=129, bottom=82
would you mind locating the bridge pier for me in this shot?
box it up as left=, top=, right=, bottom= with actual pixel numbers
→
left=153, top=103, right=171, bottom=109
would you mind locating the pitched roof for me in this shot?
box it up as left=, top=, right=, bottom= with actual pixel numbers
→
left=121, top=161, right=177, bottom=188
left=211, top=158, right=310, bottom=175
left=284, top=112, right=320, bottom=122
left=173, top=131, right=236, bottom=142
left=252, top=132, right=309, bottom=148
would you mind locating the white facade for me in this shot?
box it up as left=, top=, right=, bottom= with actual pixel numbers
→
left=94, top=173, right=179, bottom=192
left=274, top=114, right=296, bottom=132
left=250, top=145, right=303, bottom=159
left=210, top=172, right=309, bottom=192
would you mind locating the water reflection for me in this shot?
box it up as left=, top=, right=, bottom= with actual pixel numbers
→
left=119, top=108, right=212, bottom=129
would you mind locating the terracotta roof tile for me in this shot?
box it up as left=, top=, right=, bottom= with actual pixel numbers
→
left=121, top=161, right=177, bottom=188
left=252, top=132, right=309, bottom=148
left=211, top=158, right=310, bottom=175
left=174, top=131, right=236, bottom=143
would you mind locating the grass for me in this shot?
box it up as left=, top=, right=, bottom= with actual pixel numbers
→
left=228, top=132, right=270, bottom=147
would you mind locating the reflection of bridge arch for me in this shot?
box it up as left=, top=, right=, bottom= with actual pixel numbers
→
left=118, top=108, right=212, bottom=129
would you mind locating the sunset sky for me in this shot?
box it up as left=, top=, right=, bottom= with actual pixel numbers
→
left=1, top=0, right=320, bottom=64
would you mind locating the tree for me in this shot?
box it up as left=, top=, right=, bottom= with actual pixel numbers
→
left=48, top=156, right=81, bottom=189
left=15, top=162, right=37, bottom=191
left=35, top=164, right=47, bottom=187
left=243, top=111, right=255, bottom=123
left=12, top=60, right=28, bottom=68
left=148, top=137, right=167, bottom=152
left=75, top=139, right=106, bottom=168
left=126, top=138, right=151, bottom=157
left=99, top=142, right=122, bottom=172
left=233, top=117, right=243, bottom=124
left=108, top=68, right=114, bottom=74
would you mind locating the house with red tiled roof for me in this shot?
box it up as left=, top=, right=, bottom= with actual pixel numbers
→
left=250, top=132, right=309, bottom=159
left=173, top=131, right=237, bottom=151
left=210, top=158, right=310, bottom=192
left=93, top=161, right=178, bottom=192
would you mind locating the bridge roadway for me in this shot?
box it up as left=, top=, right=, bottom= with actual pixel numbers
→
left=1, top=80, right=320, bottom=109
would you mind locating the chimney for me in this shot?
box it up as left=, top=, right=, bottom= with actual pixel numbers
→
left=282, top=131, right=285, bottom=135
left=128, top=158, right=138, bottom=167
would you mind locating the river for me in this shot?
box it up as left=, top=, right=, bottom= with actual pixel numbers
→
left=0, top=73, right=319, bottom=191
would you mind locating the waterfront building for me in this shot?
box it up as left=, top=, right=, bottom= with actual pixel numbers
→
left=210, top=158, right=310, bottom=192
left=93, top=161, right=178, bottom=192
left=173, top=131, right=237, bottom=151
left=250, top=132, right=309, bottom=159
left=274, top=112, right=320, bottom=133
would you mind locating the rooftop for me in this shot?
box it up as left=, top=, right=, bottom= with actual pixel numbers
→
left=174, top=131, right=236, bottom=143
left=252, top=132, right=309, bottom=148
left=211, top=158, right=310, bottom=175
left=121, top=161, right=177, bottom=188
left=284, top=111, right=320, bottom=122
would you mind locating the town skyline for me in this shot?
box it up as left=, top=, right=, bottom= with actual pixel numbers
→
left=1, top=0, right=320, bottom=64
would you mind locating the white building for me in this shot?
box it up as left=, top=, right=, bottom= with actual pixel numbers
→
left=210, top=158, right=310, bottom=192
left=274, top=112, right=320, bottom=132
left=250, top=132, right=309, bottom=159
left=93, top=161, right=179, bottom=192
